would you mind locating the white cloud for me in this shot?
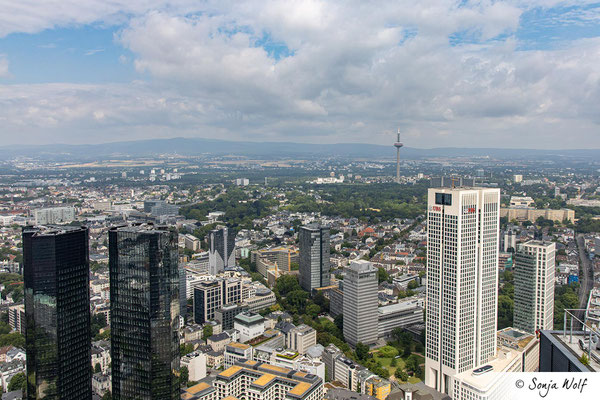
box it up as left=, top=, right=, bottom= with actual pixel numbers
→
left=0, top=1, right=599, bottom=148
left=0, top=55, right=8, bottom=77
left=84, top=48, right=105, bottom=56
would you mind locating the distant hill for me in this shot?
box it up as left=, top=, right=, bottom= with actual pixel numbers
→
left=1, top=137, right=598, bottom=161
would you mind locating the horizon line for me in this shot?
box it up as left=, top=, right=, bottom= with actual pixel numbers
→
left=1, top=136, right=599, bottom=152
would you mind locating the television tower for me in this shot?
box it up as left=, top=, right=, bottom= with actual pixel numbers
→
left=394, top=128, right=403, bottom=183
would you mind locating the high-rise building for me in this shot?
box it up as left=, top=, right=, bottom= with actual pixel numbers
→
left=299, top=225, right=330, bottom=292
left=8, top=304, right=25, bottom=334
left=343, top=260, right=378, bottom=346
left=208, top=226, right=236, bottom=275
left=425, top=187, right=500, bottom=396
left=513, top=241, right=556, bottom=333
left=23, top=226, right=92, bottom=399
left=502, top=229, right=517, bottom=252
left=109, top=224, right=180, bottom=399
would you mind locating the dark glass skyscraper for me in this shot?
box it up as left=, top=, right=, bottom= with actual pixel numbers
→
left=208, top=226, right=236, bottom=275
left=109, top=224, right=180, bottom=400
left=299, top=225, right=330, bottom=292
left=23, top=226, right=92, bottom=400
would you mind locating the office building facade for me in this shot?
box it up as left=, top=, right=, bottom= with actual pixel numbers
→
left=193, top=278, right=243, bottom=324
left=23, top=226, right=92, bottom=399
left=299, top=225, right=330, bottom=292
left=208, top=227, right=236, bottom=275
left=33, top=206, right=76, bottom=225
left=216, top=304, right=243, bottom=330
left=514, top=241, right=555, bottom=333
left=425, top=187, right=500, bottom=396
left=343, top=260, right=378, bottom=346
left=377, top=298, right=424, bottom=339
left=109, top=224, right=180, bottom=399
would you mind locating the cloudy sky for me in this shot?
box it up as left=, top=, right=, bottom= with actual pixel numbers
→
left=1, top=1, right=599, bottom=148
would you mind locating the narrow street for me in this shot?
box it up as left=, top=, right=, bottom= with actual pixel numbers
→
left=576, top=234, right=593, bottom=314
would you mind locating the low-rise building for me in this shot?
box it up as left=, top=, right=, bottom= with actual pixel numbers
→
left=207, top=332, right=232, bottom=352
left=213, top=360, right=323, bottom=400
left=363, top=376, right=391, bottom=400
left=181, top=351, right=208, bottom=381
left=377, top=298, right=424, bottom=339
left=224, top=342, right=253, bottom=368
left=234, top=311, right=265, bottom=343
left=0, top=360, right=25, bottom=392
left=183, top=324, right=205, bottom=343
left=206, top=350, right=224, bottom=369
left=288, top=324, right=317, bottom=355
left=389, top=382, right=451, bottom=400
left=91, top=373, right=111, bottom=395
left=322, top=344, right=342, bottom=383
left=91, top=342, right=111, bottom=375
left=243, top=291, right=277, bottom=313
left=333, top=356, right=361, bottom=391
left=500, top=207, right=575, bottom=223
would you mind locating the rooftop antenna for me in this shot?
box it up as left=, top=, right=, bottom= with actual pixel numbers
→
left=393, top=128, right=404, bottom=183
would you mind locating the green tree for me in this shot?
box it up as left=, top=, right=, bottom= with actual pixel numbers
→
left=497, top=295, right=514, bottom=329
left=377, top=267, right=389, bottom=283
left=102, top=391, right=112, bottom=400
left=8, top=372, right=26, bottom=392
left=378, top=345, right=399, bottom=358
left=0, top=332, right=25, bottom=348
left=306, top=304, right=321, bottom=318
left=180, top=343, right=194, bottom=357
left=355, top=342, right=370, bottom=361
left=286, top=290, right=309, bottom=311
left=405, top=354, right=421, bottom=373
left=94, top=363, right=102, bottom=374
left=334, top=314, right=343, bottom=331
left=202, top=325, right=213, bottom=341
left=407, top=280, right=419, bottom=290
left=275, top=275, right=302, bottom=296
left=180, top=366, right=189, bottom=386
left=395, top=369, right=408, bottom=381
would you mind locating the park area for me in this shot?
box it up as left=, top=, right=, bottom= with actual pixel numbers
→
left=372, top=345, right=424, bottom=384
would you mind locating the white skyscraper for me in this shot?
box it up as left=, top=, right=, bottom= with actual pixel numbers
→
left=513, top=241, right=556, bottom=333
left=425, top=187, right=500, bottom=395
left=343, top=260, right=378, bottom=346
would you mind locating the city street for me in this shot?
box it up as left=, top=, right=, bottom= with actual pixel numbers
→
left=577, top=234, right=593, bottom=311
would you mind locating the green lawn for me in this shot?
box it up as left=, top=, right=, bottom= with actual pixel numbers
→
left=373, top=350, right=423, bottom=383
left=373, top=354, right=405, bottom=376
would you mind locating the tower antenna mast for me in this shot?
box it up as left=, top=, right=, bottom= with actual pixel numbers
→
left=393, top=128, right=404, bottom=183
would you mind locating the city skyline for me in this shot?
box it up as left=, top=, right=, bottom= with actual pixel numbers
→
left=6, top=161, right=599, bottom=399
left=1, top=2, right=600, bottom=396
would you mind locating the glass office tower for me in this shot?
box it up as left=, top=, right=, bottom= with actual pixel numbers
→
left=23, top=226, right=92, bottom=400
left=109, top=224, right=180, bottom=400
left=299, top=225, right=330, bottom=292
